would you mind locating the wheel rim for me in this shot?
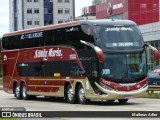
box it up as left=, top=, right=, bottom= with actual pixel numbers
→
left=79, top=88, right=85, bottom=102
left=22, top=85, right=27, bottom=98
left=15, top=85, right=20, bottom=97
left=67, top=87, right=74, bottom=101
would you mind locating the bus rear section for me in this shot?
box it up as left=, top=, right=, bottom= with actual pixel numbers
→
left=1, top=19, right=159, bottom=104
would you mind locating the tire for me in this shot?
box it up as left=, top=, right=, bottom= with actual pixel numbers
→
left=118, top=99, right=128, bottom=103
left=21, top=83, right=35, bottom=100
left=14, top=83, right=22, bottom=99
left=66, top=84, right=76, bottom=104
left=77, top=84, right=89, bottom=104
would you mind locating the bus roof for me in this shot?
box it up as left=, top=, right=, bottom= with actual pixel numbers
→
left=3, top=19, right=136, bottom=37
left=3, top=21, right=81, bottom=37
left=80, top=19, right=137, bottom=26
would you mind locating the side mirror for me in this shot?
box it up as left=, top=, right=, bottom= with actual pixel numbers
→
left=145, top=44, right=159, bottom=61
left=93, top=46, right=104, bottom=63
left=80, top=40, right=104, bottom=63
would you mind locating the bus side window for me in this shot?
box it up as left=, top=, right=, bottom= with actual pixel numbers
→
left=45, top=30, right=55, bottom=46
left=54, top=29, right=65, bottom=45
left=12, top=36, right=20, bottom=49
left=39, top=37, right=44, bottom=47
left=80, top=24, right=94, bottom=44
left=30, top=37, right=43, bottom=48
left=65, top=26, right=79, bottom=49
left=81, top=24, right=92, bottom=35
left=2, top=37, right=9, bottom=50
left=19, top=32, right=44, bottom=48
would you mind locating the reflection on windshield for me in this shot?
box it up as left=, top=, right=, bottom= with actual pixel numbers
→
left=94, top=26, right=143, bottom=51
left=101, top=52, right=147, bottom=83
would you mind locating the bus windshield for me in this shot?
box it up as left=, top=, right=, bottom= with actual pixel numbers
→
left=94, top=25, right=144, bottom=51
left=101, top=52, right=147, bottom=83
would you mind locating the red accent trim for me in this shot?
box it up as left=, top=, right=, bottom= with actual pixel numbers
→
left=94, top=47, right=104, bottom=63
left=100, top=77, right=148, bottom=91
left=97, top=50, right=104, bottom=63
left=147, top=44, right=159, bottom=61
left=29, top=87, right=60, bottom=93
left=154, top=48, right=159, bottom=61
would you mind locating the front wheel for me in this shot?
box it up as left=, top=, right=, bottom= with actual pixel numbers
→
left=118, top=99, right=128, bottom=103
left=77, top=84, right=89, bottom=104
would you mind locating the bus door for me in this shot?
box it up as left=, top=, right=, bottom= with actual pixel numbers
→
left=78, top=48, right=100, bottom=93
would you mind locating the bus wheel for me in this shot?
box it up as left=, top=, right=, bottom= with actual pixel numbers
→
left=118, top=99, right=128, bottom=103
left=66, top=84, right=76, bottom=104
left=15, top=83, right=22, bottom=99
left=22, top=83, right=29, bottom=100
left=77, top=84, right=89, bottom=104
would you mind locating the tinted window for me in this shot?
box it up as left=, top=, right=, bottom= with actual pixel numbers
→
left=94, top=26, right=144, bottom=51
left=54, top=29, right=65, bottom=45
left=2, top=25, right=95, bottom=50
left=2, top=32, right=44, bottom=50
left=2, top=37, right=10, bottom=50
left=45, top=30, right=55, bottom=46
left=65, top=25, right=94, bottom=50
left=46, top=29, right=65, bottom=46
left=65, top=26, right=80, bottom=49
left=17, top=61, right=83, bottom=77
left=2, top=36, right=19, bottom=50
left=80, top=24, right=94, bottom=44
left=20, top=32, right=44, bottom=48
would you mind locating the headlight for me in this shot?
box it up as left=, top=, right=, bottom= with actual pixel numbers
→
left=99, top=82, right=113, bottom=91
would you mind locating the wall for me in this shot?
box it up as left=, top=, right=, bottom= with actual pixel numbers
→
left=128, top=0, right=159, bottom=25
left=82, top=5, right=96, bottom=17
left=23, top=0, right=44, bottom=29
left=53, top=0, right=74, bottom=24
left=95, top=0, right=160, bottom=25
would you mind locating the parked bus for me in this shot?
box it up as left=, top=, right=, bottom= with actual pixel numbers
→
left=1, top=19, right=159, bottom=104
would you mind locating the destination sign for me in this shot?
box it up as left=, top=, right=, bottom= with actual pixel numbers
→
left=21, top=32, right=43, bottom=40
left=106, top=42, right=139, bottom=47
left=105, top=27, right=133, bottom=32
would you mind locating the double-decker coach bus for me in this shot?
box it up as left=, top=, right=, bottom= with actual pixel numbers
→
left=1, top=19, right=159, bottom=104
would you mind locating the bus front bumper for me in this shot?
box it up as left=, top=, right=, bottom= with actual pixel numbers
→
left=87, top=82, right=148, bottom=100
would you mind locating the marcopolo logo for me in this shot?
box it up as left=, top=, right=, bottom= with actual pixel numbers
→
left=107, top=2, right=123, bottom=15
left=66, top=27, right=79, bottom=32
left=107, top=3, right=113, bottom=15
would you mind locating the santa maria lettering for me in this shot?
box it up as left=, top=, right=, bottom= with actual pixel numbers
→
left=105, top=27, right=133, bottom=32
left=34, top=48, right=63, bottom=58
